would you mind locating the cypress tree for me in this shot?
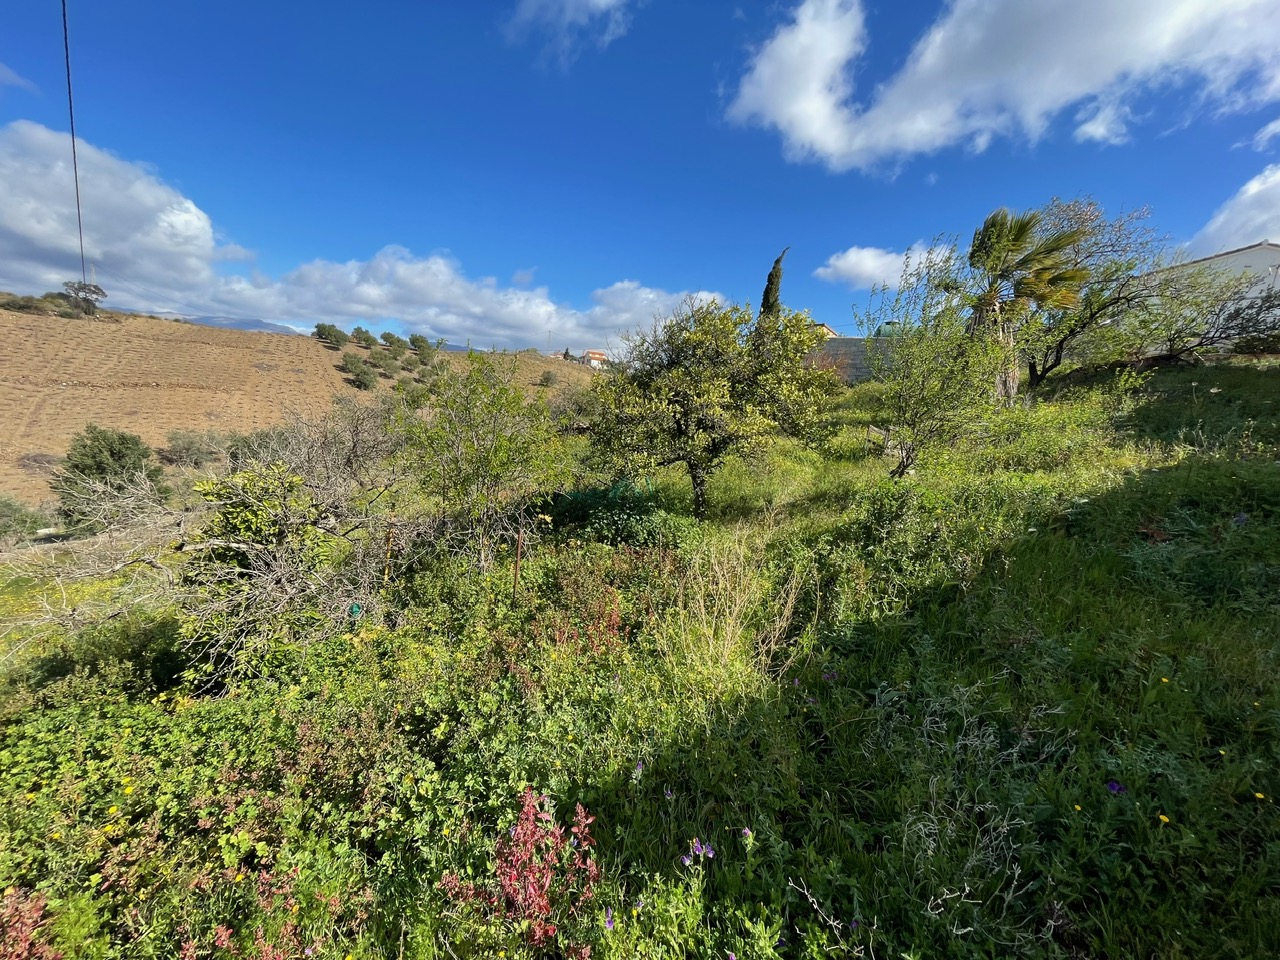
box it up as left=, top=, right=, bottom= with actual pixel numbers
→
left=759, top=247, right=789, bottom=319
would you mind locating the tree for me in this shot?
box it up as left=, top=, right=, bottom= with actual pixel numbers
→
left=562, top=347, right=573, bottom=362
left=313, top=322, right=350, bottom=347
left=759, top=247, right=789, bottom=320
left=1022, top=199, right=1166, bottom=389
left=967, top=209, right=1088, bottom=400
left=1120, top=268, right=1280, bottom=364
left=339, top=351, right=378, bottom=390
left=350, top=326, right=378, bottom=347
left=52, top=423, right=169, bottom=528
left=380, top=331, right=410, bottom=356
left=862, top=247, right=1003, bottom=477
left=401, top=353, right=568, bottom=566
left=592, top=297, right=835, bottom=519
left=63, top=280, right=107, bottom=315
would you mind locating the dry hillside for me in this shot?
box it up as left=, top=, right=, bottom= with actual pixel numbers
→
left=0, top=308, right=592, bottom=504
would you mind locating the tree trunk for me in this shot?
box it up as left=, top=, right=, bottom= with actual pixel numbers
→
left=995, top=317, right=1020, bottom=403
left=688, top=462, right=709, bottom=520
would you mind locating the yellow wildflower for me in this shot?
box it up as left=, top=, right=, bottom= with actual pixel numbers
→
left=1073, top=805, right=1081, bottom=812
left=1256, top=792, right=1266, bottom=800
left=1159, top=814, right=1170, bottom=824
left=1160, top=677, right=1169, bottom=683
left=234, top=873, right=245, bottom=883
left=124, top=786, right=134, bottom=795
left=1219, top=749, right=1226, bottom=755
left=108, top=805, right=119, bottom=815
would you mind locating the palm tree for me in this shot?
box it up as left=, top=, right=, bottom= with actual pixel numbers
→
left=967, top=208, right=1089, bottom=400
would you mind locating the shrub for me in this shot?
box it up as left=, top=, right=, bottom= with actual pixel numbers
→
left=379, top=332, right=409, bottom=356
left=1233, top=331, right=1280, bottom=354
left=367, top=350, right=401, bottom=376
left=313, top=323, right=349, bottom=347
left=51, top=423, right=168, bottom=528
left=350, top=326, right=378, bottom=347
left=538, top=369, right=559, bottom=388
left=160, top=429, right=223, bottom=468
left=0, top=495, right=49, bottom=542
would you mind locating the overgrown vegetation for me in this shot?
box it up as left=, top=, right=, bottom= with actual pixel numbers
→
left=3, top=221, right=1279, bottom=960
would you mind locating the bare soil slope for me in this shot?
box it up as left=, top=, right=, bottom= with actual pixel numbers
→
left=0, top=309, right=590, bottom=504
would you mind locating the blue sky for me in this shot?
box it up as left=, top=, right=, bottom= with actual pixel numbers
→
left=2, top=0, right=1280, bottom=348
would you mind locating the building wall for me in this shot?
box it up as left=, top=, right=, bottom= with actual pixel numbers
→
left=812, top=337, right=875, bottom=383
left=1184, top=244, right=1280, bottom=296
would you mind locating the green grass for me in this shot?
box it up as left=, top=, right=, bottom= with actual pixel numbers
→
left=2, top=361, right=1278, bottom=958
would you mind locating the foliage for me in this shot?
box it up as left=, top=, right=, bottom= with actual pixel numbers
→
left=62, top=280, right=107, bottom=316
left=1023, top=198, right=1167, bottom=388
left=51, top=424, right=169, bottom=529
left=338, top=351, right=378, bottom=390
left=349, top=326, right=378, bottom=347
left=159, top=428, right=223, bottom=468
left=3, top=357, right=1280, bottom=960
left=862, top=246, right=1003, bottom=476
left=379, top=332, right=409, bottom=356
left=0, top=496, right=49, bottom=543
left=312, top=322, right=350, bottom=347
left=538, top=369, right=559, bottom=388
left=1119, top=269, right=1280, bottom=363
left=593, top=297, right=835, bottom=517
left=967, top=207, right=1088, bottom=400
left=759, top=247, right=789, bottom=320
left=401, top=352, right=570, bottom=566
left=177, top=464, right=330, bottom=683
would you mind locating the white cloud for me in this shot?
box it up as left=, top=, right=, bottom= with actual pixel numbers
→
left=1254, top=117, right=1280, bottom=150
left=729, top=0, right=1280, bottom=171
left=813, top=242, right=934, bottom=289
left=0, top=63, right=36, bottom=94
left=507, top=0, right=637, bottom=64
left=1193, top=164, right=1280, bottom=253
left=0, top=120, right=711, bottom=350
left=512, top=266, right=538, bottom=285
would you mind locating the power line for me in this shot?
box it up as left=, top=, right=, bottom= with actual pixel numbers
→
left=92, top=263, right=216, bottom=317
left=61, top=0, right=87, bottom=285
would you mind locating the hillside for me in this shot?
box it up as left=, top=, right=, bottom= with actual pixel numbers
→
left=0, top=308, right=591, bottom=504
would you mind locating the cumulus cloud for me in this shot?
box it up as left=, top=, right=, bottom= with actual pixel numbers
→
left=1193, top=164, right=1280, bottom=253
left=813, top=242, right=936, bottom=289
left=507, top=0, right=637, bottom=64
left=0, top=120, right=710, bottom=350
left=0, top=63, right=36, bottom=95
left=729, top=0, right=1280, bottom=171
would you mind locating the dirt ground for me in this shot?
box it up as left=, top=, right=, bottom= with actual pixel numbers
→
left=0, top=309, right=592, bottom=505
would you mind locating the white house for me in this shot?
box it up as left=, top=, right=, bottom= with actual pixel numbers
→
left=1174, top=241, right=1280, bottom=296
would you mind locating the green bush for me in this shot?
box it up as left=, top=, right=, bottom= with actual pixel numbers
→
left=350, top=326, right=378, bottom=347
left=160, top=429, right=223, bottom=468
left=51, top=423, right=169, bottom=528
left=312, top=322, right=350, bottom=347
left=0, top=495, right=49, bottom=541
left=538, top=369, right=559, bottom=388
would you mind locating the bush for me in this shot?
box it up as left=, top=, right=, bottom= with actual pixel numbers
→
left=0, top=495, right=49, bottom=541
left=379, top=332, right=409, bottom=356
left=350, top=326, right=378, bottom=347
left=160, top=429, right=223, bottom=468
left=537, top=369, right=559, bottom=388
left=1233, top=331, right=1280, bottom=355
left=51, top=424, right=168, bottom=528
left=367, top=350, right=401, bottom=376
left=313, top=323, right=350, bottom=347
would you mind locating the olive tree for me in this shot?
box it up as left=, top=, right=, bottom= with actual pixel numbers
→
left=592, top=297, right=835, bottom=518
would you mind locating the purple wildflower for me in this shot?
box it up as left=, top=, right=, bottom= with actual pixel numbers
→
left=705, top=844, right=715, bottom=858
left=681, top=855, right=692, bottom=866
left=664, top=787, right=674, bottom=800
left=850, top=920, right=859, bottom=929
left=635, top=761, right=644, bottom=777
left=635, top=899, right=644, bottom=911
left=693, top=838, right=703, bottom=855
left=605, top=906, right=614, bottom=930
left=742, top=827, right=752, bottom=838
left=1106, top=780, right=1127, bottom=794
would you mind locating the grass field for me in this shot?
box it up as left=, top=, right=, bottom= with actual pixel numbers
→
left=1, top=359, right=1277, bottom=959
